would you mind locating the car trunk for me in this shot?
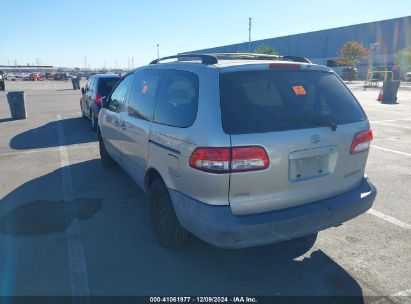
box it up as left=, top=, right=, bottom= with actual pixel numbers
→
left=219, top=65, right=370, bottom=215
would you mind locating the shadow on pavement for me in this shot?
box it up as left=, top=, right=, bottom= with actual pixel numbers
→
left=0, top=159, right=364, bottom=299
left=0, top=198, right=102, bottom=236
left=0, top=118, right=13, bottom=123
left=9, top=117, right=96, bottom=150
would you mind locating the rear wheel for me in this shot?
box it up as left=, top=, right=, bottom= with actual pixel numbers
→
left=80, top=101, right=86, bottom=118
left=149, top=180, right=189, bottom=248
left=98, top=130, right=115, bottom=167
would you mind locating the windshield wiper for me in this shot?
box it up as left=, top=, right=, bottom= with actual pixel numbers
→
left=278, top=118, right=338, bottom=131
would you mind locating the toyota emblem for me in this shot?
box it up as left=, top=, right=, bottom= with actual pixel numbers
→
left=311, top=134, right=321, bottom=144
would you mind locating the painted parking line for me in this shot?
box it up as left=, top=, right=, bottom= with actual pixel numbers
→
left=57, top=114, right=91, bottom=301
left=371, top=288, right=411, bottom=303
left=372, top=122, right=411, bottom=129
left=371, top=145, right=411, bottom=157
left=0, top=144, right=98, bottom=158
left=368, top=209, right=411, bottom=230
left=370, top=118, right=411, bottom=123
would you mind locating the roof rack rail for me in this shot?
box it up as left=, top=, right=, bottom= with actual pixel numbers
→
left=150, top=54, right=218, bottom=65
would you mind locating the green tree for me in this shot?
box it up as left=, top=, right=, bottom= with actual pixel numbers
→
left=338, top=41, right=367, bottom=70
left=395, top=46, right=411, bottom=72
left=254, top=44, right=277, bottom=55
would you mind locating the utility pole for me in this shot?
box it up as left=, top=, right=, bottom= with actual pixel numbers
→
left=248, top=17, right=252, bottom=53
left=157, top=44, right=160, bottom=60
left=84, top=56, right=87, bottom=71
left=132, top=57, right=134, bottom=69
left=104, top=59, right=107, bottom=69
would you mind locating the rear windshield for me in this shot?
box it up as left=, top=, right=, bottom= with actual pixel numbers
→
left=220, top=70, right=366, bottom=134
left=98, top=77, right=120, bottom=96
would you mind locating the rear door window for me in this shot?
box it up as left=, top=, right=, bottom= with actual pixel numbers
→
left=107, top=74, right=133, bottom=112
left=154, top=70, right=199, bottom=128
left=127, top=70, right=163, bottom=121
left=220, top=70, right=366, bottom=134
left=98, top=77, right=120, bottom=96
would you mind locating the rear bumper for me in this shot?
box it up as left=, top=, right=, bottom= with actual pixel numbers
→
left=169, top=177, right=376, bottom=249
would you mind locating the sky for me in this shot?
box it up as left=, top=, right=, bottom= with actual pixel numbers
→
left=0, top=0, right=410, bottom=68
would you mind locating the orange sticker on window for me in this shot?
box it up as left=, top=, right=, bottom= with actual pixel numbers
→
left=292, top=85, right=306, bottom=95
left=142, top=83, right=149, bottom=94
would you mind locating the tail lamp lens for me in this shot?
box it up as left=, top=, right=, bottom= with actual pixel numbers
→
left=350, top=130, right=373, bottom=154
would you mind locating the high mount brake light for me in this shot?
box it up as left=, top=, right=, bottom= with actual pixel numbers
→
left=189, top=147, right=269, bottom=173
left=269, top=63, right=300, bottom=69
left=350, top=130, right=373, bottom=154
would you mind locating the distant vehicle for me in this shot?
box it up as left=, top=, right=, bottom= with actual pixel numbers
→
left=7, top=73, right=17, bottom=81
left=0, top=71, right=5, bottom=91
left=97, top=53, right=376, bottom=249
left=53, top=72, right=69, bottom=81
left=29, top=73, right=45, bottom=81
left=401, top=72, right=411, bottom=82
left=22, top=73, right=30, bottom=81
left=80, top=74, right=121, bottom=130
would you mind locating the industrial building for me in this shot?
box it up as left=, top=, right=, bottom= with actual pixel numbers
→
left=187, top=16, right=411, bottom=78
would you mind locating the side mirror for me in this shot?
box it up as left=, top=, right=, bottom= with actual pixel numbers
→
left=101, top=96, right=108, bottom=108
left=81, top=87, right=85, bottom=95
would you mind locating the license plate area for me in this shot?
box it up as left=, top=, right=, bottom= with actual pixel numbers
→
left=289, top=146, right=338, bottom=182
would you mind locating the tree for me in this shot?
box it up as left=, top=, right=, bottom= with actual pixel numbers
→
left=395, top=46, right=411, bottom=72
left=254, top=44, right=277, bottom=55
left=338, top=41, right=367, bottom=70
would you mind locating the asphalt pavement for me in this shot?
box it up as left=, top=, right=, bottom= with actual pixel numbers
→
left=0, top=80, right=410, bottom=302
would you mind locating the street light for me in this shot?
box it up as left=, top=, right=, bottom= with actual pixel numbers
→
left=157, top=44, right=160, bottom=60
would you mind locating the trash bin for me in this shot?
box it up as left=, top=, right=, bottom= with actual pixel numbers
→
left=71, top=76, right=81, bottom=90
left=381, top=80, right=400, bottom=104
left=7, top=91, right=27, bottom=120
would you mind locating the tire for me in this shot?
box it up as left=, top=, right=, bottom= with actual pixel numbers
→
left=98, top=129, right=116, bottom=167
left=149, top=180, right=189, bottom=248
left=91, top=109, right=97, bottom=131
left=80, top=101, right=86, bottom=118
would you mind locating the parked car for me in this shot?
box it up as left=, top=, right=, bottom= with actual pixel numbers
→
left=80, top=74, right=121, bottom=130
left=97, top=53, right=376, bottom=249
left=29, top=72, right=45, bottom=81
left=53, top=72, right=69, bottom=81
left=401, top=72, right=411, bottom=82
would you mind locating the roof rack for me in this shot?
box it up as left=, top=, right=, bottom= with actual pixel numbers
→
left=150, top=54, right=218, bottom=65
left=149, top=53, right=311, bottom=65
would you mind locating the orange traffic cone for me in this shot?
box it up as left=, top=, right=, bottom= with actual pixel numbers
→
left=377, top=89, right=383, bottom=102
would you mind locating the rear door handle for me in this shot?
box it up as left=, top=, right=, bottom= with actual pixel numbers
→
left=120, top=122, right=127, bottom=130
left=113, top=120, right=119, bottom=127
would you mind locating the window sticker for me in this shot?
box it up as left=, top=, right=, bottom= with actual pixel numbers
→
left=142, top=83, right=149, bottom=94
left=292, top=85, right=306, bottom=95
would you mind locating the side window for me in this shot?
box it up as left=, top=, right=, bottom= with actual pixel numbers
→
left=107, top=74, right=133, bottom=112
left=127, top=70, right=163, bottom=120
left=86, top=77, right=93, bottom=91
left=154, top=70, right=199, bottom=128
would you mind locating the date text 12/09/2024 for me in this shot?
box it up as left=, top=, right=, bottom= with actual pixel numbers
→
left=149, top=297, right=258, bottom=303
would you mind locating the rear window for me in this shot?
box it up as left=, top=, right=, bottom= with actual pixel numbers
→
left=220, top=70, right=366, bottom=134
left=98, top=77, right=120, bottom=96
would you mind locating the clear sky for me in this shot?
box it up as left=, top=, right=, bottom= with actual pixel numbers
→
left=0, top=0, right=410, bottom=68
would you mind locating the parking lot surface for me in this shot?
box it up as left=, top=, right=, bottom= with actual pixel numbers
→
left=0, top=80, right=410, bottom=302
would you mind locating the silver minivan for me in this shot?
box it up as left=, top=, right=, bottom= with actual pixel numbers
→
left=98, top=54, right=377, bottom=249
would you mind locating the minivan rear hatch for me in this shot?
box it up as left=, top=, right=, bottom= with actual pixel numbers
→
left=219, top=65, right=370, bottom=215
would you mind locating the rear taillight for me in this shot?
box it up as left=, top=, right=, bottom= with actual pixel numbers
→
left=350, top=130, right=373, bottom=154
left=95, top=93, right=103, bottom=104
left=189, top=146, right=269, bottom=173
left=269, top=63, right=300, bottom=69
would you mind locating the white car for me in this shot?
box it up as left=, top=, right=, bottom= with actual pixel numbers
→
left=402, top=72, right=411, bottom=82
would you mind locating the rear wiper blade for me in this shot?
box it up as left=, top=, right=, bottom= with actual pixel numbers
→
left=305, top=119, right=337, bottom=131
left=279, top=118, right=338, bottom=131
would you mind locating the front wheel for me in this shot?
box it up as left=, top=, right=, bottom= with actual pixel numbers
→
left=91, top=110, right=97, bottom=131
left=149, top=180, right=189, bottom=248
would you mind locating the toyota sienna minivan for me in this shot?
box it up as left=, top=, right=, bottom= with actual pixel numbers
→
left=97, top=53, right=377, bottom=249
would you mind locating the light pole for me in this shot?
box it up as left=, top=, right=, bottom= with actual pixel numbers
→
left=248, top=17, right=252, bottom=53
left=157, top=44, right=160, bottom=60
